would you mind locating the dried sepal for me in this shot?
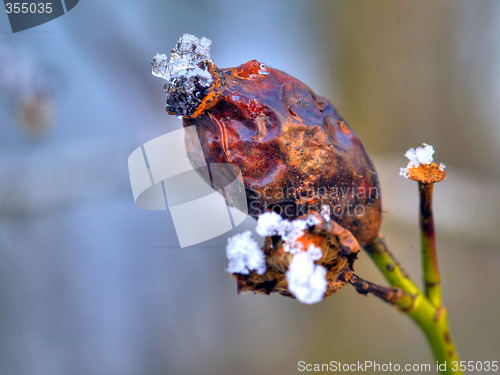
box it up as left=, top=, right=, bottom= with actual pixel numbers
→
left=404, top=163, right=446, bottom=184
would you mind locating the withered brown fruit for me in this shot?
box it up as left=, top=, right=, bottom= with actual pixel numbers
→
left=235, top=213, right=360, bottom=298
left=177, top=59, right=381, bottom=246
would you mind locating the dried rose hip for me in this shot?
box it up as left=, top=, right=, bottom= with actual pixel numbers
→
left=153, top=35, right=382, bottom=246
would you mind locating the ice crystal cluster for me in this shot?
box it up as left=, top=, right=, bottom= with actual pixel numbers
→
left=226, top=211, right=327, bottom=304
left=226, top=231, right=266, bottom=275
left=256, top=211, right=319, bottom=254
left=151, top=34, right=214, bottom=117
left=286, top=247, right=327, bottom=304
left=400, top=143, right=445, bottom=178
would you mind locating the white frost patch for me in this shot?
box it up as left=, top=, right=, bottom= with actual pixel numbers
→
left=303, top=215, right=320, bottom=228
left=283, top=220, right=307, bottom=252
left=256, top=211, right=287, bottom=237
left=152, top=33, right=213, bottom=88
left=286, top=250, right=327, bottom=304
left=151, top=53, right=169, bottom=80
left=399, top=167, right=410, bottom=179
left=256, top=212, right=320, bottom=254
left=405, top=143, right=435, bottom=168
left=320, top=204, right=331, bottom=221
left=174, top=33, right=211, bottom=60
left=226, top=231, right=266, bottom=275
left=306, top=244, right=323, bottom=261
left=258, top=63, right=270, bottom=76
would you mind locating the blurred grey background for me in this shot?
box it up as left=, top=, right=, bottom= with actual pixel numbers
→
left=0, top=1, right=499, bottom=374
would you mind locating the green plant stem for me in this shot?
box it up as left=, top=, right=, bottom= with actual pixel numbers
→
left=364, top=237, right=462, bottom=375
left=419, top=182, right=441, bottom=308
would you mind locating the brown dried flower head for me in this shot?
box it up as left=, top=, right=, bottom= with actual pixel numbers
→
left=228, top=212, right=360, bottom=303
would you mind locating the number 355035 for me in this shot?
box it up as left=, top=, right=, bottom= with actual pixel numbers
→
left=5, top=3, right=53, bottom=14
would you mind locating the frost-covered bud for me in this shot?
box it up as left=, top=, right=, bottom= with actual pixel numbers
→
left=400, top=143, right=446, bottom=184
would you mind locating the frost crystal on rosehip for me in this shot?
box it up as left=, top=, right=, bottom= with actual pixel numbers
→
left=226, top=231, right=266, bottom=275
left=286, top=250, right=327, bottom=304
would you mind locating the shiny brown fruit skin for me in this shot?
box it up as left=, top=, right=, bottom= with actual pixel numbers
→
left=183, top=60, right=381, bottom=246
